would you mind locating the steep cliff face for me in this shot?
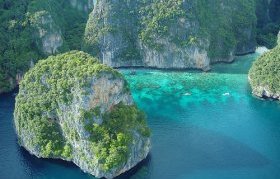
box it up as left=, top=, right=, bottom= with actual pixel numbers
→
left=29, top=10, right=63, bottom=54
left=14, top=51, right=151, bottom=178
left=28, top=0, right=93, bottom=55
left=69, top=0, right=95, bottom=12
left=83, top=0, right=256, bottom=70
left=278, top=31, right=280, bottom=44
left=0, top=0, right=93, bottom=93
left=1, top=0, right=273, bottom=94
left=83, top=0, right=143, bottom=67
left=256, top=0, right=280, bottom=48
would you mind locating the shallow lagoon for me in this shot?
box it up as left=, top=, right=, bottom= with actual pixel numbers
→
left=1, top=53, right=280, bottom=179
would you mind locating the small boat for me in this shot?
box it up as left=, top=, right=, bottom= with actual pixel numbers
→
left=222, top=93, right=230, bottom=96
left=183, top=92, right=192, bottom=96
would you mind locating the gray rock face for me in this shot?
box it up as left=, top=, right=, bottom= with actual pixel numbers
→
left=277, top=31, right=280, bottom=45
left=139, top=40, right=211, bottom=70
left=56, top=75, right=151, bottom=178
left=250, top=84, right=280, bottom=100
left=235, top=27, right=257, bottom=55
left=83, top=0, right=256, bottom=70
left=248, top=33, right=280, bottom=101
left=29, top=0, right=94, bottom=55
left=248, top=76, right=280, bottom=100
left=69, top=0, right=95, bottom=12
left=16, top=74, right=151, bottom=178
left=14, top=51, right=151, bottom=178
left=30, top=11, right=63, bottom=55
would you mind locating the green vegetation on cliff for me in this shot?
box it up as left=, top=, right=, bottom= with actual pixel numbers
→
left=83, top=0, right=141, bottom=62
left=27, top=0, right=90, bottom=51
left=194, top=0, right=256, bottom=58
left=84, top=103, right=150, bottom=171
left=15, top=51, right=120, bottom=157
left=256, top=0, right=280, bottom=48
left=1, top=0, right=279, bottom=93
left=139, top=0, right=186, bottom=50
left=0, top=0, right=91, bottom=93
left=249, top=45, right=280, bottom=96
left=14, top=51, right=150, bottom=173
left=0, top=0, right=41, bottom=92
left=140, top=0, right=256, bottom=57
left=84, top=0, right=256, bottom=62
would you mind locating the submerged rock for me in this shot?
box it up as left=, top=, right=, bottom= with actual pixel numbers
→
left=14, top=51, right=151, bottom=178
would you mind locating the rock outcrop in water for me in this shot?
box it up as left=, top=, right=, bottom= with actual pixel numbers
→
left=249, top=32, right=280, bottom=100
left=83, top=0, right=257, bottom=70
left=14, top=51, right=151, bottom=178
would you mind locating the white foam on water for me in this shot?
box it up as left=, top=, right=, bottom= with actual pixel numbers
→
left=222, top=93, right=230, bottom=96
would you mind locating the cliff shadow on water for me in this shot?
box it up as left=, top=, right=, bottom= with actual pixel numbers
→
left=146, top=120, right=270, bottom=178
left=210, top=53, right=260, bottom=75
left=17, top=124, right=271, bottom=179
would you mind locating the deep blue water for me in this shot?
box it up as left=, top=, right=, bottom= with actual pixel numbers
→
left=1, top=54, right=280, bottom=179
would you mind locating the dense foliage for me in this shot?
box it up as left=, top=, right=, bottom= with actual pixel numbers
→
left=194, top=0, right=256, bottom=58
left=84, top=103, right=150, bottom=171
left=0, top=0, right=40, bottom=92
left=256, top=0, right=280, bottom=48
left=84, top=0, right=257, bottom=61
left=15, top=51, right=121, bottom=158
left=14, top=51, right=150, bottom=171
left=249, top=45, right=280, bottom=94
left=1, top=0, right=279, bottom=93
left=27, top=0, right=90, bottom=51
left=139, top=0, right=186, bottom=50
left=0, top=0, right=91, bottom=93
left=139, top=0, right=256, bottom=57
left=83, top=0, right=141, bottom=61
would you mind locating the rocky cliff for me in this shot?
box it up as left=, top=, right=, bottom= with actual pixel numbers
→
left=14, top=51, right=151, bottom=178
left=278, top=31, right=280, bottom=44
left=28, top=0, right=94, bottom=55
left=249, top=32, right=280, bottom=100
left=1, top=0, right=278, bottom=94
left=0, top=0, right=93, bottom=93
left=83, top=0, right=257, bottom=70
left=256, top=0, right=280, bottom=48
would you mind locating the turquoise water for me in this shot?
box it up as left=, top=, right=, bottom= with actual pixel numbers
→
left=1, top=53, right=280, bottom=179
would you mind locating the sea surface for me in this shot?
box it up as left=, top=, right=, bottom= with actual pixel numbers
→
left=1, top=53, right=280, bottom=179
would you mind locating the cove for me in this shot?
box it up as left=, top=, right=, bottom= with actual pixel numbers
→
left=1, top=53, right=280, bottom=179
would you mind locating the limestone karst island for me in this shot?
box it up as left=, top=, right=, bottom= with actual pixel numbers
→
left=0, top=0, right=280, bottom=179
